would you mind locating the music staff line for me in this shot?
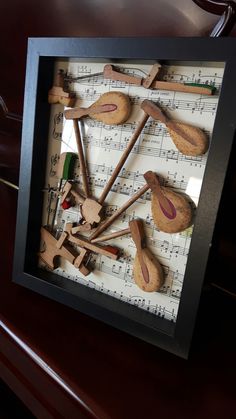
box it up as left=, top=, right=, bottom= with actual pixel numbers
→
left=56, top=266, right=177, bottom=321
left=83, top=135, right=207, bottom=166
left=67, top=66, right=222, bottom=96
left=75, top=88, right=219, bottom=115
left=84, top=161, right=189, bottom=191
left=85, top=258, right=182, bottom=301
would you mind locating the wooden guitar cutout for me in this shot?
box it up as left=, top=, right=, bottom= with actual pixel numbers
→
left=65, top=91, right=131, bottom=125
left=144, top=171, right=192, bottom=234
left=141, top=100, right=209, bottom=156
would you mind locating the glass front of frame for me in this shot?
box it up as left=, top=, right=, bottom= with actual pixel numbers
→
left=40, top=58, right=225, bottom=324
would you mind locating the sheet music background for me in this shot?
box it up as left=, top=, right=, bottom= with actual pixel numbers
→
left=40, top=60, right=224, bottom=322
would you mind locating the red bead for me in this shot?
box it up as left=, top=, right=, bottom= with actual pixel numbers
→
left=61, top=200, right=72, bottom=210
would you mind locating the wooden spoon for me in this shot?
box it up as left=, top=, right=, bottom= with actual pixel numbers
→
left=90, top=219, right=164, bottom=293
left=144, top=171, right=192, bottom=234
left=65, top=91, right=131, bottom=125
left=129, top=220, right=164, bottom=292
left=141, top=100, right=209, bottom=156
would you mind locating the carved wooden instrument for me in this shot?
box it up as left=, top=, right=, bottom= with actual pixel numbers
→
left=144, top=171, right=192, bottom=233
left=91, top=219, right=164, bottom=292
left=64, top=91, right=131, bottom=125
left=141, top=100, right=209, bottom=156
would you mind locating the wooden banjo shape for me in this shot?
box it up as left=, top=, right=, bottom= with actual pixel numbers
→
left=141, top=100, right=209, bottom=156
left=130, top=220, right=164, bottom=292
left=144, top=171, right=192, bottom=234
left=48, top=71, right=76, bottom=107
left=91, top=219, right=164, bottom=293
left=64, top=91, right=131, bottom=125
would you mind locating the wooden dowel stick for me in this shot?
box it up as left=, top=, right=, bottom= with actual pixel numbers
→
left=103, top=64, right=214, bottom=95
left=142, top=63, right=161, bottom=89
left=68, top=234, right=118, bottom=260
left=151, top=80, right=213, bottom=95
left=103, top=64, right=142, bottom=86
left=98, top=112, right=149, bottom=204
left=73, top=119, right=90, bottom=198
left=90, top=184, right=149, bottom=240
left=91, top=228, right=131, bottom=243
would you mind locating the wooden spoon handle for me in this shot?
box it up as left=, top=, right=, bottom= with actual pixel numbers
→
left=73, top=120, right=90, bottom=198
left=65, top=103, right=117, bottom=120
left=141, top=99, right=168, bottom=124
left=91, top=228, right=131, bottom=243
left=90, top=183, right=150, bottom=240
left=98, top=111, right=149, bottom=204
left=103, top=64, right=142, bottom=86
left=129, top=219, right=149, bottom=284
left=144, top=171, right=176, bottom=220
left=142, top=63, right=161, bottom=89
left=65, top=91, right=131, bottom=125
left=141, top=100, right=199, bottom=147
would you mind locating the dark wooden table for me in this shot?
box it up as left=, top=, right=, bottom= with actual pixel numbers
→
left=1, top=1, right=236, bottom=417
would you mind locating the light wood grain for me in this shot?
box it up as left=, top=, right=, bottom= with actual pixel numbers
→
left=73, top=120, right=90, bottom=198
left=141, top=100, right=209, bottom=156
left=65, top=91, right=131, bottom=125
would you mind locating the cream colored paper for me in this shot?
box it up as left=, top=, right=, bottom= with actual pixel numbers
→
left=41, top=60, right=224, bottom=322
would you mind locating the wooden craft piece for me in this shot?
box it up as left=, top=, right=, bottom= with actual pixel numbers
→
left=103, top=64, right=214, bottom=95
left=65, top=91, right=131, bottom=125
left=91, top=228, right=130, bottom=243
left=48, top=71, right=76, bottom=106
left=144, top=171, right=192, bottom=234
left=91, top=219, right=164, bottom=293
left=61, top=181, right=84, bottom=205
left=56, top=231, right=68, bottom=249
left=98, top=111, right=150, bottom=204
left=61, top=182, right=103, bottom=225
left=141, top=100, right=209, bottom=156
left=129, top=220, right=164, bottom=292
left=103, top=64, right=142, bottom=86
left=50, top=152, right=77, bottom=229
left=90, top=183, right=150, bottom=240
left=39, top=227, right=76, bottom=270
left=150, top=80, right=215, bottom=95
left=142, top=63, right=162, bottom=89
left=56, top=152, right=77, bottom=180
left=133, top=250, right=164, bottom=292
left=71, top=223, right=91, bottom=235
left=40, top=227, right=90, bottom=276
left=129, top=219, right=149, bottom=284
left=73, top=119, right=90, bottom=198
left=73, top=248, right=90, bottom=273
left=80, top=198, right=103, bottom=225
left=144, top=171, right=177, bottom=220
left=64, top=224, right=119, bottom=260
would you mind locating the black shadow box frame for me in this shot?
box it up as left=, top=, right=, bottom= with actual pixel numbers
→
left=13, top=37, right=236, bottom=358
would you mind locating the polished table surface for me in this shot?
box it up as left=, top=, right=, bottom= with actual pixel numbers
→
left=1, top=1, right=236, bottom=417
